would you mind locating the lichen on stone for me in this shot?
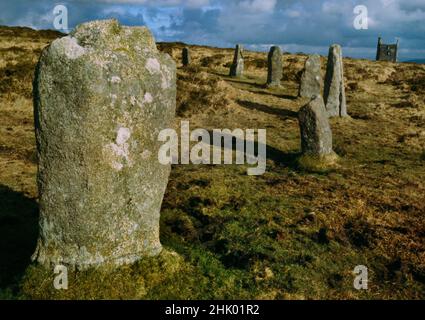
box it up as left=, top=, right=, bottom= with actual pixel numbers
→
left=32, top=19, right=176, bottom=270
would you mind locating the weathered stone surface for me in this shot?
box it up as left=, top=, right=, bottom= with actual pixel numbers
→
left=32, top=19, right=176, bottom=269
left=266, top=46, right=282, bottom=87
left=182, top=47, right=190, bottom=66
left=229, top=44, right=244, bottom=77
left=299, top=54, right=322, bottom=98
left=376, top=37, right=398, bottom=63
left=298, top=96, right=333, bottom=156
left=323, top=44, right=347, bottom=117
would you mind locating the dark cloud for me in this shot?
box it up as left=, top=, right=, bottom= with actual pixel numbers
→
left=0, top=0, right=424, bottom=60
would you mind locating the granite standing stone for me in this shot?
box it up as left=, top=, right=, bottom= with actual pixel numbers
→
left=182, top=47, right=190, bottom=67
left=32, top=19, right=176, bottom=269
left=299, top=54, right=322, bottom=98
left=323, top=44, right=347, bottom=117
left=229, top=44, right=244, bottom=77
left=266, top=46, right=282, bottom=87
left=298, top=96, right=334, bottom=156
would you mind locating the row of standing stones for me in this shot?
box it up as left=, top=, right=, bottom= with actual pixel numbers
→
left=32, top=19, right=345, bottom=271
left=221, top=43, right=346, bottom=167
left=183, top=43, right=344, bottom=168
left=183, top=42, right=345, bottom=117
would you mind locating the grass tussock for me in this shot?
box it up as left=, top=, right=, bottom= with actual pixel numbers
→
left=176, top=66, right=231, bottom=117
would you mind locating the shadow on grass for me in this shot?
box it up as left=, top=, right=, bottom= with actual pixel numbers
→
left=0, top=185, right=38, bottom=291
left=214, top=72, right=298, bottom=100
left=266, top=145, right=300, bottom=168
left=205, top=130, right=299, bottom=168
left=223, top=76, right=265, bottom=88
left=247, top=89, right=299, bottom=101
left=237, top=99, right=298, bottom=120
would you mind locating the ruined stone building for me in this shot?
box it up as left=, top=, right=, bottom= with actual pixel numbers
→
left=376, top=37, right=398, bottom=62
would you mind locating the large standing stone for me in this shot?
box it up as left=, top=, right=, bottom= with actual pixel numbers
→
left=32, top=19, right=176, bottom=269
left=182, top=47, right=190, bottom=67
left=323, top=44, right=347, bottom=117
left=299, top=54, right=322, bottom=98
left=229, top=44, right=244, bottom=77
left=298, top=96, right=334, bottom=157
left=266, top=46, right=282, bottom=87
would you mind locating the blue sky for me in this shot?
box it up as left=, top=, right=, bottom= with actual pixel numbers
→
left=1, top=0, right=424, bottom=61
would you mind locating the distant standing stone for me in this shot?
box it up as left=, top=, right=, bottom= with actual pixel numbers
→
left=266, top=46, right=282, bottom=87
left=182, top=47, right=190, bottom=67
left=299, top=54, right=322, bottom=98
left=323, top=44, right=348, bottom=117
left=32, top=19, right=176, bottom=269
left=229, top=44, right=244, bottom=77
left=298, top=96, right=334, bottom=156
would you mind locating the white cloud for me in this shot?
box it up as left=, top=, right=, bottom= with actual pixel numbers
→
left=239, top=0, right=276, bottom=13
left=0, top=0, right=424, bottom=60
left=284, top=9, right=301, bottom=18
left=91, top=0, right=210, bottom=8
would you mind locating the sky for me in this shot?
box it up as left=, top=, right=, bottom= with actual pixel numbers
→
left=0, top=0, right=424, bottom=61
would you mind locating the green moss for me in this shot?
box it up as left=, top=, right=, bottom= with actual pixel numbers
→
left=297, top=152, right=339, bottom=173
left=20, top=249, right=186, bottom=300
